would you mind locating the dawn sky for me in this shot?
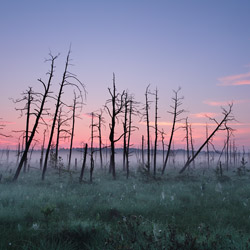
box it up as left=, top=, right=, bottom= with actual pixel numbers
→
left=0, top=0, right=250, bottom=150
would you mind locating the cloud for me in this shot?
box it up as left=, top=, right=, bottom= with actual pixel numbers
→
left=203, top=99, right=249, bottom=106
left=190, top=112, right=218, bottom=118
left=218, top=72, right=250, bottom=86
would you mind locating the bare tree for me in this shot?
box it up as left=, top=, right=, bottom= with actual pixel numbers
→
left=162, top=88, right=185, bottom=175
left=125, top=96, right=139, bottom=178
left=90, top=112, right=95, bottom=182
left=122, top=91, right=129, bottom=171
left=143, top=85, right=152, bottom=173
left=189, top=124, right=195, bottom=168
left=42, top=49, right=85, bottom=180
left=97, top=110, right=105, bottom=169
left=55, top=107, right=71, bottom=168
left=68, top=92, right=83, bottom=170
left=183, top=117, right=190, bottom=163
left=104, top=73, right=125, bottom=179
left=13, top=53, right=58, bottom=181
left=180, top=103, right=234, bottom=174
left=153, top=87, right=159, bottom=176
left=206, top=123, right=210, bottom=167
left=160, top=129, right=166, bottom=166
left=79, top=143, right=88, bottom=183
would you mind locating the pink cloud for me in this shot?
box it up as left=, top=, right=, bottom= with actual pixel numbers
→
left=218, top=72, right=250, bottom=86
left=232, top=80, right=250, bottom=86
left=203, top=99, right=249, bottom=106
left=190, top=112, right=218, bottom=118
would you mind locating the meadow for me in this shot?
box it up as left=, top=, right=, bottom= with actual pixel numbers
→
left=1, top=153, right=250, bottom=250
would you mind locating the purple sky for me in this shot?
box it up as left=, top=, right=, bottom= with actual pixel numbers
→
left=0, top=0, right=250, bottom=150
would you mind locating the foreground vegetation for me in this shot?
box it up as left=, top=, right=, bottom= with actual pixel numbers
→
left=1, top=166, right=250, bottom=249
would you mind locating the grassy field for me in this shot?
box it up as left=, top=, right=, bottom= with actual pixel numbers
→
left=1, top=166, right=250, bottom=249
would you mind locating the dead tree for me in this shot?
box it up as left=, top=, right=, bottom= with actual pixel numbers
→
left=225, top=122, right=234, bottom=170
left=122, top=91, right=129, bottom=171
left=189, top=124, right=195, bottom=168
left=125, top=96, right=139, bottom=178
left=13, top=53, right=58, bottom=181
left=55, top=107, right=71, bottom=168
left=104, top=73, right=125, bottom=179
left=143, top=85, right=152, bottom=173
left=90, top=112, right=95, bottom=182
left=97, top=110, right=105, bottom=169
left=68, top=92, right=83, bottom=170
left=12, top=88, right=37, bottom=172
left=153, top=87, right=159, bottom=176
left=162, top=88, right=184, bottom=174
left=206, top=123, right=210, bottom=167
left=183, top=117, right=190, bottom=163
left=160, top=129, right=166, bottom=166
left=180, top=103, right=234, bottom=174
left=42, top=49, right=85, bottom=180
left=79, top=143, right=88, bottom=183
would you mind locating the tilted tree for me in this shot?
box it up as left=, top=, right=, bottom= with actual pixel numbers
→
left=180, top=103, right=234, bottom=174
left=104, top=73, right=125, bottom=179
left=162, top=88, right=185, bottom=174
left=13, top=53, right=58, bottom=181
left=12, top=87, right=38, bottom=172
left=42, top=49, right=85, bottom=180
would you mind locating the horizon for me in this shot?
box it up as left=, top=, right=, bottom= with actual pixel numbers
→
left=0, top=1, right=249, bottom=151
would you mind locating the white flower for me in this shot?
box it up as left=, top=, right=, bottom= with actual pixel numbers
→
left=31, top=223, right=39, bottom=230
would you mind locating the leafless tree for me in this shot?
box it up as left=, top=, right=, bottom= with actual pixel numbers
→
left=90, top=112, right=95, bottom=182
left=180, top=103, right=234, bottom=174
left=79, top=143, right=88, bottom=183
left=206, top=123, right=210, bottom=167
left=104, top=73, right=125, bottom=179
left=153, top=87, right=159, bottom=176
left=160, top=129, right=166, bottom=166
left=122, top=91, right=129, bottom=171
left=55, top=107, right=71, bottom=168
left=13, top=53, right=58, bottom=181
left=189, top=124, right=195, bottom=168
left=97, top=110, right=105, bottom=169
left=183, top=117, right=190, bottom=163
left=162, top=88, right=185, bottom=174
left=68, top=92, right=83, bottom=170
left=42, top=49, right=85, bottom=180
left=143, top=85, right=152, bottom=173
left=125, top=96, right=139, bottom=178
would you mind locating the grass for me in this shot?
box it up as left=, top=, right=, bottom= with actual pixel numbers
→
left=1, top=165, right=250, bottom=249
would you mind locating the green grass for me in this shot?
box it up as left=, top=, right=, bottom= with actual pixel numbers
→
left=1, top=167, right=250, bottom=249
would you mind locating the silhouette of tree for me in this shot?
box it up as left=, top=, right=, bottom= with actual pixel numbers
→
left=180, top=103, right=234, bottom=174
left=104, top=73, right=125, bottom=179
left=162, top=88, right=185, bottom=174
left=13, top=53, right=58, bottom=181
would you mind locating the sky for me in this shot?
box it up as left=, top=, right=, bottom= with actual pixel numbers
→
left=0, top=0, right=250, bottom=151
